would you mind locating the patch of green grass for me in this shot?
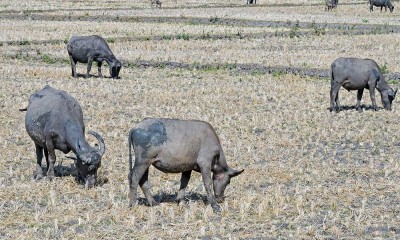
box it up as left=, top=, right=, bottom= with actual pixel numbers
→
left=19, top=40, right=31, bottom=45
left=161, top=35, right=173, bottom=40
left=42, top=55, right=57, bottom=64
left=176, top=33, right=190, bottom=40
left=289, top=20, right=300, bottom=38
left=209, top=16, right=219, bottom=23
left=380, top=62, right=389, bottom=74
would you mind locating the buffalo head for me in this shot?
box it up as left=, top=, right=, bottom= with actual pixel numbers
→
left=76, top=131, right=105, bottom=188
left=213, top=168, right=244, bottom=203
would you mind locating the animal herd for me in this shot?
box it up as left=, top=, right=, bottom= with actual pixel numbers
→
left=19, top=0, right=398, bottom=214
left=246, top=0, right=395, bottom=13
left=324, top=0, right=394, bottom=12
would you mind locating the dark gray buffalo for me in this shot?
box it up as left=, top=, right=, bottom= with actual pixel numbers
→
left=128, top=118, right=244, bottom=213
left=21, top=85, right=105, bottom=188
left=370, top=0, right=394, bottom=12
left=330, top=57, right=397, bottom=112
left=325, top=0, right=338, bottom=11
left=67, top=35, right=121, bottom=78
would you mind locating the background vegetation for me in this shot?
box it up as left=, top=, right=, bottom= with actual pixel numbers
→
left=1, top=0, right=400, bottom=238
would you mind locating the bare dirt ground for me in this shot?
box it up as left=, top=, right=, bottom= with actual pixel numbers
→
left=1, top=0, right=400, bottom=239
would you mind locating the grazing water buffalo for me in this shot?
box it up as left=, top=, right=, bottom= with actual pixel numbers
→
left=67, top=35, right=122, bottom=78
left=370, top=0, right=394, bottom=12
left=128, top=118, right=244, bottom=213
left=325, top=0, right=337, bottom=11
left=151, top=0, right=162, bottom=8
left=247, top=0, right=256, bottom=4
left=330, top=57, right=397, bottom=112
left=20, top=85, right=105, bottom=188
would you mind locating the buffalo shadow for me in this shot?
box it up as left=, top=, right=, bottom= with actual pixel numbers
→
left=35, top=158, right=108, bottom=186
left=137, top=192, right=206, bottom=206
left=329, top=104, right=382, bottom=112
left=72, top=73, right=120, bottom=79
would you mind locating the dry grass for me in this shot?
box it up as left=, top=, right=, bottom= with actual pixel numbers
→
left=0, top=19, right=285, bottom=42
left=1, top=0, right=400, bottom=239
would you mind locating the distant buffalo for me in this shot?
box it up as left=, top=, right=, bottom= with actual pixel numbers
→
left=151, top=0, right=162, bottom=8
left=247, top=0, right=256, bottom=4
left=67, top=35, right=122, bottom=79
left=370, top=0, right=394, bottom=13
left=325, top=0, right=338, bottom=11
left=330, top=57, right=397, bottom=112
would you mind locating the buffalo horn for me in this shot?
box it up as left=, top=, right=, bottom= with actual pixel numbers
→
left=88, top=130, right=106, bottom=157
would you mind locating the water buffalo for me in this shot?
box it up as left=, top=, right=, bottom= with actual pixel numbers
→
left=330, top=57, right=397, bottom=112
left=370, top=0, right=394, bottom=13
left=67, top=35, right=122, bottom=79
left=325, top=0, right=337, bottom=11
left=247, top=0, right=256, bottom=4
left=20, top=85, right=105, bottom=188
left=128, top=118, right=244, bottom=213
left=151, top=0, right=162, bottom=8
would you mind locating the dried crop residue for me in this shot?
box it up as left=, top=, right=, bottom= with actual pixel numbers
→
left=1, top=0, right=400, bottom=239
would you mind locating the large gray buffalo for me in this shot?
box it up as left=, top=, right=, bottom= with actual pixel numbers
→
left=67, top=35, right=121, bottom=79
left=128, top=118, right=244, bottom=213
left=20, top=86, right=105, bottom=188
left=325, top=0, right=338, bottom=11
left=370, top=0, right=394, bottom=13
left=330, top=57, right=397, bottom=112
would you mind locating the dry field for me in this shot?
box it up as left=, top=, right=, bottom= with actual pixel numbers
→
left=1, top=0, right=400, bottom=239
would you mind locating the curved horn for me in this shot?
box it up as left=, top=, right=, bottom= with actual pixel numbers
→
left=88, top=130, right=106, bottom=157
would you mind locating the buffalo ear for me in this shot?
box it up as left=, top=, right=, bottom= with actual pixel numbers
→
left=228, top=168, right=244, bottom=178
left=389, top=88, right=397, bottom=97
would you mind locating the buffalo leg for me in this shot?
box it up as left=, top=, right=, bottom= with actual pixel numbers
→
left=198, top=155, right=221, bottom=213
left=69, top=55, right=77, bottom=77
left=139, top=169, right=157, bottom=206
left=330, top=82, right=341, bottom=112
left=176, top=170, right=192, bottom=203
left=368, top=85, right=378, bottom=111
left=44, top=149, right=49, bottom=171
left=45, top=135, right=56, bottom=180
left=356, top=89, right=364, bottom=111
left=86, top=56, right=94, bottom=78
left=34, top=144, right=44, bottom=180
left=129, top=161, right=152, bottom=207
left=97, top=61, right=103, bottom=78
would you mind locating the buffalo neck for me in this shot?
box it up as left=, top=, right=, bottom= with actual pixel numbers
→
left=103, top=54, right=116, bottom=65
left=377, top=79, right=392, bottom=92
left=64, top=121, right=90, bottom=156
left=213, top=149, right=230, bottom=173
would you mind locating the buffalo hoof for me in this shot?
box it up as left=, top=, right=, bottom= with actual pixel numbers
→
left=34, top=166, right=44, bottom=180
left=211, top=203, right=222, bottom=213
left=128, top=201, right=136, bottom=208
left=147, top=199, right=158, bottom=207
left=46, top=170, right=55, bottom=181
